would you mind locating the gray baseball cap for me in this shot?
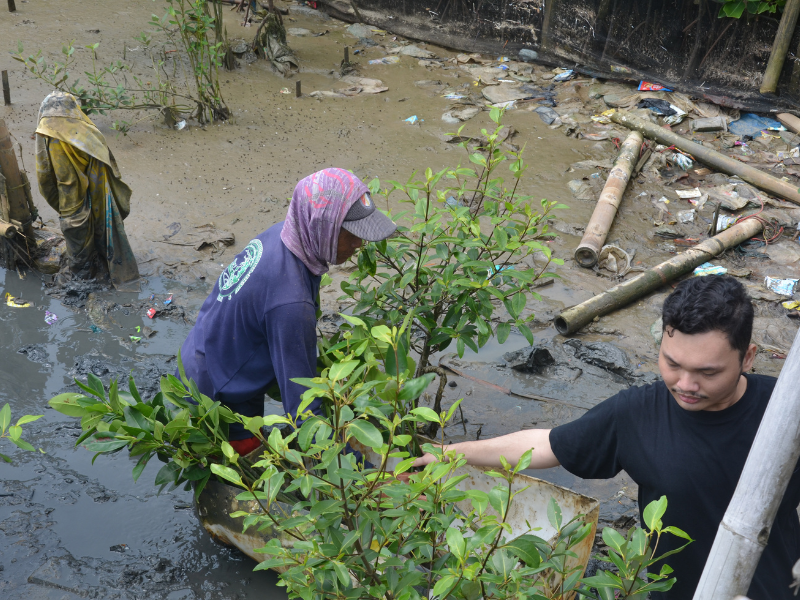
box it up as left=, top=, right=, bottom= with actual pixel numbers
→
left=341, top=193, right=397, bottom=241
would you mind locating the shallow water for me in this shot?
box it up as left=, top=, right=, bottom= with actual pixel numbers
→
left=0, top=272, right=286, bottom=599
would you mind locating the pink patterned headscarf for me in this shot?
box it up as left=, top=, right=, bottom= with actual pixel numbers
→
left=280, top=168, right=369, bottom=276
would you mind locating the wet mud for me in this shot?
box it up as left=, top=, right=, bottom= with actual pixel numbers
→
left=1, top=0, right=799, bottom=593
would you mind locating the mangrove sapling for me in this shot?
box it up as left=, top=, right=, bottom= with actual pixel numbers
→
left=0, top=403, right=42, bottom=463
left=46, top=317, right=691, bottom=600
left=578, top=496, right=692, bottom=599
left=14, top=0, right=229, bottom=130
left=341, top=108, right=565, bottom=426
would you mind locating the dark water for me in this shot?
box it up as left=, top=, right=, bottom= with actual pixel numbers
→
left=0, top=269, right=286, bottom=600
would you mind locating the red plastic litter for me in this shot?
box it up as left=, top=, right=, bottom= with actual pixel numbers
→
left=147, top=308, right=156, bottom=319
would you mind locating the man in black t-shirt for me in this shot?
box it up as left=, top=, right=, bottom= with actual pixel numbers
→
left=415, top=275, right=800, bottom=599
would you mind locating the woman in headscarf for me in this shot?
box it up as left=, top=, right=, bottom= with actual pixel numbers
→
left=177, top=168, right=397, bottom=454
left=35, top=91, right=138, bottom=287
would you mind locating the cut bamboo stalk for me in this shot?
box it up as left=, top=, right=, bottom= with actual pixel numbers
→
left=554, top=217, right=764, bottom=335
left=692, top=326, right=800, bottom=599
left=575, top=131, right=643, bottom=268
left=611, top=111, right=800, bottom=206
left=760, top=0, right=800, bottom=94
left=777, top=112, right=800, bottom=133
left=0, top=219, right=18, bottom=238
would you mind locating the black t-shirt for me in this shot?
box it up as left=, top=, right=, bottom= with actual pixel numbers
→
left=550, top=374, right=800, bottom=600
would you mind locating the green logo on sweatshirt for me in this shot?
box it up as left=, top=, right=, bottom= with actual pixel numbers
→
left=217, top=239, right=263, bottom=302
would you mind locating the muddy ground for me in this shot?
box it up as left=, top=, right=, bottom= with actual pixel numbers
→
left=2, top=0, right=800, bottom=596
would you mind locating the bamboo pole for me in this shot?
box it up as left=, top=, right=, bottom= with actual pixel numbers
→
left=611, top=111, right=800, bottom=206
left=0, top=119, right=33, bottom=238
left=777, top=112, right=800, bottom=133
left=0, top=219, right=18, bottom=238
left=693, top=326, right=800, bottom=599
left=554, top=217, right=764, bottom=335
left=575, top=131, right=643, bottom=268
left=760, top=0, right=800, bottom=94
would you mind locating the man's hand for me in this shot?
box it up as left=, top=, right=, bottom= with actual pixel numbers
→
left=408, top=429, right=559, bottom=471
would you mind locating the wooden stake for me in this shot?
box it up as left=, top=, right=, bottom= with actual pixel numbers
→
left=693, top=327, right=800, bottom=598
left=575, top=130, right=642, bottom=268
left=295, top=80, right=301, bottom=98
left=760, top=0, right=800, bottom=94
left=7, top=0, right=16, bottom=13
left=1, top=70, right=10, bottom=106
left=555, top=217, right=764, bottom=334
left=344, top=47, right=349, bottom=64
left=611, top=111, right=800, bottom=206
left=0, top=119, right=33, bottom=239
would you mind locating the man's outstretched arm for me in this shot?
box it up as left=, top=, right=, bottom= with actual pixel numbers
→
left=413, top=429, right=559, bottom=470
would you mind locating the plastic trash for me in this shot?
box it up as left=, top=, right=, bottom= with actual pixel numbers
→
left=442, top=93, right=465, bottom=99
left=130, top=335, right=142, bottom=343
left=368, top=56, right=400, bottom=65
left=782, top=300, right=800, bottom=310
left=149, top=294, right=155, bottom=301
left=518, top=49, right=538, bottom=63
left=694, top=262, right=728, bottom=276
left=5, top=293, right=31, bottom=308
left=691, top=117, right=727, bottom=133
left=497, top=64, right=510, bottom=71
left=90, top=325, right=100, bottom=333
left=175, top=120, right=187, bottom=131
left=147, top=308, right=157, bottom=319
left=445, top=196, right=465, bottom=208
left=404, top=115, right=422, bottom=124
left=534, top=106, right=560, bottom=125
left=553, top=70, right=574, bottom=82
left=729, top=113, right=787, bottom=137
left=280, top=87, right=291, bottom=94
left=677, top=209, right=695, bottom=223
left=492, top=100, right=516, bottom=109
left=688, top=194, right=708, bottom=210
left=164, top=294, right=173, bottom=305
left=765, top=276, right=799, bottom=296
left=638, top=81, right=672, bottom=92
left=716, top=215, right=738, bottom=233
left=667, top=153, right=693, bottom=170
left=675, top=188, right=702, bottom=199
left=610, top=65, right=633, bottom=74
left=637, top=98, right=676, bottom=116
left=44, top=311, right=58, bottom=325
left=591, top=109, right=616, bottom=124
left=486, top=264, right=514, bottom=280
left=497, top=56, right=510, bottom=62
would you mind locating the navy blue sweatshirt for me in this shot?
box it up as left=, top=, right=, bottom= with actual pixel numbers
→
left=178, top=222, right=321, bottom=439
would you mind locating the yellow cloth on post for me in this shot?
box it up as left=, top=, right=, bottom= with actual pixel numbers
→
left=34, top=91, right=138, bottom=287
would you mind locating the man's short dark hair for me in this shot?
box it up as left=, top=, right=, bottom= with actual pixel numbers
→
left=662, top=275, right=754, bottom=359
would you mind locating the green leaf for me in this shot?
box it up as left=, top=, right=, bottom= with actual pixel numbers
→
left=602, top=527, right=626, bottom=554
left=503, top=535, right=541, bottom=567
left=432, top=575, right=456, bottom=598
left=0, top=404, right=9, bottom=433
left=154, top=462, right=181, bottom=487
left=410, top=407, right=439, bottom=422
left=85, top=435, right=129, bottom=452
left=547, top=497, right=562, bottom=530
left=210, top=463, right=243, bottom=487
left=329, top=360, right=359, bottom=382
left=348, top=420, right=383, bottom=449
left=496, top=322, right=511, bottom=344
left=398, top=373, right=435, bottom=401
left=445, top=527, right=466, bottom=562
left=49, top=393, right=91, bottom=417
left=15, top=414, right=43, bottom=427
left=643, top=495, right=668, bottom=531
left=662, top=525, right=693, bottom=541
